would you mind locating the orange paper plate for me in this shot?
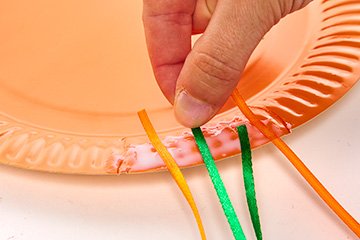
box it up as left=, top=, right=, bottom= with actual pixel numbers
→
left=0, top=0, right=359, bottom=175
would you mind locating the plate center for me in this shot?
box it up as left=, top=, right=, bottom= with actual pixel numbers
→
left=0, top=0, right=169, bottom=115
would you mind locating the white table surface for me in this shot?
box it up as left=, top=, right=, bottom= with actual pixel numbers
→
left=0, top=83, right=359, bottom=240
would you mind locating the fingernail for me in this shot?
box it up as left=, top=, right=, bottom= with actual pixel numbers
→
left=174, top=90, right=215, bottom=128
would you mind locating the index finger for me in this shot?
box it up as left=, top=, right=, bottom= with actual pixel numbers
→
left=142, top=0, right=195, bottom=103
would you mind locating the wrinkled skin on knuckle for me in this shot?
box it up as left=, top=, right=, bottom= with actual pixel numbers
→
left=277, top=0, right=313, bottom=15
left=188, top=50, right=240, bottom=103
left=193, top=51, right=240, bottom=82
left=247, top=0, right=313, bottom=32
left=290, top=0, right=313, bottom=12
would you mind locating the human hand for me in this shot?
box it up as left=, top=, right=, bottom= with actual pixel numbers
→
left=143, top=0, right=312, bottom=127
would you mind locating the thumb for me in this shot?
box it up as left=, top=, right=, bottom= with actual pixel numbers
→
left=174, top=0, right=312, bottom=127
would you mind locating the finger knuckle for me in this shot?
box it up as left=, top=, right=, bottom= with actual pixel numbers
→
left=191, top=50, right=241, bottom=88
left=285, top=0, right=313, bottom=14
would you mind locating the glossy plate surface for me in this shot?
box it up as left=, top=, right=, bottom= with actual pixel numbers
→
left=0, top=0, right=359, bottom=174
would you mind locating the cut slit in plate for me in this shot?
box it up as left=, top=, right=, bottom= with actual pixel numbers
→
left=0, top=0, right=359, bottom=174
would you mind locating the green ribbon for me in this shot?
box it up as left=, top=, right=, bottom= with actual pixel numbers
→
left=192, top=127, right=246, bottom=240
left=237, top=125, right=263, bottom=240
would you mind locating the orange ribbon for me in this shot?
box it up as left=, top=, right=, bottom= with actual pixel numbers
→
left=137, top=109, right=206, bottom=240
left=231, top=89, right=360, bottom=238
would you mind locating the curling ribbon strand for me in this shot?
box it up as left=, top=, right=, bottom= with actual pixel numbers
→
left=231, top=89, right=360, bottom=237
left=238, top=125, right=263, bottom=240
left=192, top=127, right=246, bottom=240
left=138, top=110, right=206, bottom=240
